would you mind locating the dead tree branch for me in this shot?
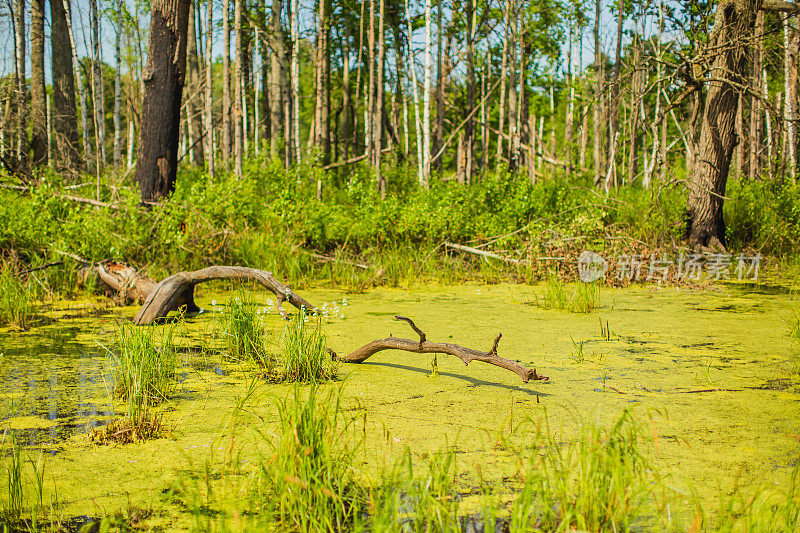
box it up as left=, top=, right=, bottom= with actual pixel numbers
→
left=332, top=316, right=548, bottom=383
left=133, top=266, right=315, bottom=325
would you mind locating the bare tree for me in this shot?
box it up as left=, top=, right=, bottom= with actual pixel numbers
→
left=30, top=0, right=47, bottom=167
left=134, top=0, right=192, bottom=201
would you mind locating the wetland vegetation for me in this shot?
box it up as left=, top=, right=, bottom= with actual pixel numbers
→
left=3, top=0, right=800, bottom=525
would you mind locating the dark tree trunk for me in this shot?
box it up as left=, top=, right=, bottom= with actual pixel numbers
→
left=135, top=0, right=192, bottom=202
left=30, top=0, right=47, bottom=167
left=50, top=0, right=80, bottom=170
left=269, top=0, right=287, bottom=161
left=687, top=0, right=762, bottom=248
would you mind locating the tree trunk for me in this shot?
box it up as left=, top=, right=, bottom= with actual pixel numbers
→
left=464, top=0, right=475, bottom=184
left=222, top=0, right=232, bottom=164
left=608, top=0, right=624, bottom=187
left=422, top=0, right=432, bottom=185
left=30, top=0, right=47, bottom=167
left=314, top=0, right=331, bottom=164
left=134, top=0, right=192, bottom=202
left=205, top=0, right=216, bottom=177
left=50, top=0, right=80, bottom=170
left=687, top=0, right=763, bottom=248
left=374, top=0, right=386, bottom=195
left=234, top=0, right=244, bottom=177
left=496, top=0, right=510, bottom=172
left=404, top=0, right=424, bottom=184
left=186, top=3, right=205, bottom=166
left=786, top=15, right=798, bottom=178
left=592, top=0, right=603, bottom=186
left=749, top=11, right=764, bottom=180
left=291, top=0, right=301, bottom=163
left=90, top=0, right=107, bottom=171
left=113, top=0, right=123, bottom=168
left=269, top=0, right=287, bottom=162
left=433, top=1, right=444, bottom=174
left=65, top=0, right=92, bottom=170
left=14, top=0, right=28, bottom=173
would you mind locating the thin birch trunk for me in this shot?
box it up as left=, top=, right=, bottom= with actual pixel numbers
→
left=423, top=0, right=432, bottom=185
left=291, top=0, right=300, bottom=163
left=223, top=0, right=232, bottom=163
left=206, top=0, right=216, bottom=177
left=114, top=0, right=122, bottom=168
left=496, top=0, right=509, bottom=172
left=234, top=0, right=243, bottom=176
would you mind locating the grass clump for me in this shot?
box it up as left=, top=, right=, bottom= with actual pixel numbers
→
left=278, top=311, right=337, bottom=383
left=0, top=432, right=49, bottom=528
left=0, top=262, right=37, bottom=330
left=218, top=291, right=274, bottom=369
left=258, top=385, right=363, bottom=531
left=510, top=408, right=670, bottom=531
left=536, top=274, right=600, bottom=313
left=94, top=323, right=179, bottom=443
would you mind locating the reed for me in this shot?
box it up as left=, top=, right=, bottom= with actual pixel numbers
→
left=278, top=312, right=337, bottom=383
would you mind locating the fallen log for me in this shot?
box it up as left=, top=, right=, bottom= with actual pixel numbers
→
left=331, top=316, right=548, bottom=383
left=76, top=262, right=315, bottom=324
left=133, top=266, right=315, bottom=325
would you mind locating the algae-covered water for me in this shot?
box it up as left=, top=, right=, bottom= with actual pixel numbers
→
left=1, top=281, right=798, bottom=528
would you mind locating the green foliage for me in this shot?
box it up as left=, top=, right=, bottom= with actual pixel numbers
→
left=726, top=179, right=800, bottom=255
left=0, top=432, right=48, bottom=526
left=259, top=385, right=363, bottom=531
left=217, top=291, right=274, bottom=369
left=510, top=409, right=670, bottom=532
left=101, top=323, right=180, bottom=442
left=536, top=275, right=600, bottom=313
left=279, top=312, right=337, bottom=384
left=0, top=262, right=37, bottom=330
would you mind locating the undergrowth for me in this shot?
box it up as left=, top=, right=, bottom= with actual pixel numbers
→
left=93, top=323, right=180, bottom=443
left=217, top=291, right=274, bottom=369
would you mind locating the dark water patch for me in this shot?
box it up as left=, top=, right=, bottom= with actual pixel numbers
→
left=728, top=282, right=795, bottom=296
left=0, top=333, right=114, bottom=445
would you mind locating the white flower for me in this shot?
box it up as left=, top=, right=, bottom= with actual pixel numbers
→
left=212, top=299, right=217, bottom=306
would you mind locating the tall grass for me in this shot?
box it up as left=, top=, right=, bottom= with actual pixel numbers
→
left=510, top=408, right=670, bottom=531
left=279, top=312, right=337, bottom=383
left=218, top=291, right=274, bottom=369
left=0, top=432, right=48, bottom=527
left=258, top=385, right=363, bottom=531
left=536, top=274, right=600, bottom=313
left=97, top=323, right=179, bottom=442
left=714, top=461, right=800, bottom=531
left=0, top=262, right=37, bottom=330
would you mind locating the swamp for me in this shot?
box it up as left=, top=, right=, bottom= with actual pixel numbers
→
left=3, top=0, right=800, bottom=527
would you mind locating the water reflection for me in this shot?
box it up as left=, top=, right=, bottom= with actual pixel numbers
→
left=0, top=327, right=114, bottom=445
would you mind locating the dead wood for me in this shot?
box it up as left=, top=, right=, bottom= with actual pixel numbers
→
left=443, top=242, right=523, bottom=265
left=331, top=316, right=548, bottom=383
left=133, top=265, right=315, bottom=325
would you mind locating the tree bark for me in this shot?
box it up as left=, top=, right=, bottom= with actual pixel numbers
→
left=50, top=0, right=80, bottom=170
left=592, top=0, right=603, bottom=186
left=135, top=0, right=192, bottom=202
left=133, top=266, right=316, bottom=325
left=687, top=0, right=762, bottom=248
left=496, top=0, right=510, bottom=172
left=464, top=0, right=475, bottom=184
left=65, top=0, right=92, bottom=170
left=608, top=0, right=624, bottom=187
left=205, top=0, right=216, bottom=177
left=333, top=316, right=548, bottom=384
left=222, top=0, right=232, bottom=164
left=749, top=10, right=764, bottom=180
left=422, top=0, right=432, bottom=185
left=14, top=0, right=28, bottom=174
left=114, top=0, right=123, bottom=168
left=186, top=3, right=205, bottom=166
left=90, top=0, right=107, bottom=170
left=786, top=15, right=798, bottom=178
left=269, top=0, right=287, bottom=162
left=234, top=0, right=244, bottom=178
left=30, top=0, right=47, bottom=167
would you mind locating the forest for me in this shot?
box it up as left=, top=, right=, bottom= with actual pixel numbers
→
left=0, top=0, right=799, bottom=529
